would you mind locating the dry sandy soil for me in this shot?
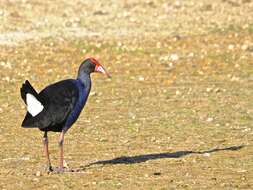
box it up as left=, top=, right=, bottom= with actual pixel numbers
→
left=0, top=0, right=253, bottom=189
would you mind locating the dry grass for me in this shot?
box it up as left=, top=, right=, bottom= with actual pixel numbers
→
left=0, top=0, right=253, bottom=189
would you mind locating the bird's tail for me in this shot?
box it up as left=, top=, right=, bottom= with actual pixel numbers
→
left=20, top=80, right=39, bottom=104
left=21, top=80, right=44, bottom=123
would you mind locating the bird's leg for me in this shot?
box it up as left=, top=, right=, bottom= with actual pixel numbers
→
left=58, top=130, right=65, bottom=172
left=43, top=131, right=53, bottom=172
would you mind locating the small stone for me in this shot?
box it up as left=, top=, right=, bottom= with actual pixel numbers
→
left=90, top=92, right=97, bottom=96
left=93, top=10, right=108, bottom=15
left=21, top=156, right=30, bottom=160
left=128, top=112, right=136, bottom=119
left=122, top=140, right=129, bottom=144
left=241, top=44, right=248, bottom=50
left=0, top=61, right=12, bottom=69
left=96, top=43, right=102, bottom=48
left=247, top=46, right=253, bottom=52
left=206, top=88, right=212, bottom=92
left=243, top=128, right=250, bottom=132
left=0, top=10, right=4, bottom=16
left=207, top=117, right=213, bottom=122
left=3, top=76, right=10, bottom=82
left=138, top=76, right=145, bottom=81
left=174, top=1, right=181, bottom=8
left=173, top=35, right=182, bottom=41
left=3, top=103, right=8, bottom=108
left=170, top=53, right=179, bottom=61
left=159, top=55, right=169, bottom=61
left=203, top=153, right=210, bottom=157
left=231, top=76, right=240, bottom=81
left=153, top=172, right=161, bottom=175
left=74, top=17, right=80, bottom=23
left=63, top=160, right=69, bottom=168
left=228, top=44, right=234, bottom=50
left=156, top=42, right=161, bottom=48
left=99, top=138, right=107, bottom=142
left=237, top=169, right=247, bottom=173
left=198, top=70, right=204, bottom=75
left=32, top=178, right=39, bottom=182
left=214, top=88, right=221, bottom=93
left=129, top=17, right=136, bottom=22
left=65, top=21, right=72, bottom=27
left=151, top=137, right=156, bottom=142
left=36, top=171, right=41, bottom=177
left=188, top=52, right=194, bottom=57
left=175, top=90, right=181, bottom=95
left=52, top=184, right=58, bottom=188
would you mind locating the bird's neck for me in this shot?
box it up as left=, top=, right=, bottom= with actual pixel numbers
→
left=77, top=72, right=91, bottom=93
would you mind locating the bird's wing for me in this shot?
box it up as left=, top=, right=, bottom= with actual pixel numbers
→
left=21, top=79, right=79, bottom=129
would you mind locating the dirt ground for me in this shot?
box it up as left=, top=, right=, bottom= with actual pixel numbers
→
left=0, top=0, right=253, bottom=189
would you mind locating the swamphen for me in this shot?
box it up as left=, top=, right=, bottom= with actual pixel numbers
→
left=20, top=57, right=110, bottom=172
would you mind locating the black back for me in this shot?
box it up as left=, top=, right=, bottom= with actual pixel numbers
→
left=22, top=79, right=79, bottom=131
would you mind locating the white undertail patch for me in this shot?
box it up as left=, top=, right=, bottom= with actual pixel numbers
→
left=26, top=93, right=44, bottom=117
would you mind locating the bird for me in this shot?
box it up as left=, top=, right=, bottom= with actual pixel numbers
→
left=20, top=57, right=110, bottom=172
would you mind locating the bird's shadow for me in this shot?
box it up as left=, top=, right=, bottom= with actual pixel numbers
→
left=61, top=145, right=244, bottom=173
left=84, top=145, right=244, bottom=167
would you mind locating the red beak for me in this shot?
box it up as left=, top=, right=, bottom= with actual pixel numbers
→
left=95, top=64, right=111, bottom=78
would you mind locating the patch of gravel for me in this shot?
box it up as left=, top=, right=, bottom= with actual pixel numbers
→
left=0, top=0, right=253, bottom=45
left=0, top=29, right=101, bottom=46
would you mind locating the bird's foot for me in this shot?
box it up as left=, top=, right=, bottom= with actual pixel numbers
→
left=63, top=160, right=69, bottom=169
left=54, top=167, right=68, bottom=173
left=53, top=167, right=85, bottom=173
left=44, top=165, right=53, bottom=173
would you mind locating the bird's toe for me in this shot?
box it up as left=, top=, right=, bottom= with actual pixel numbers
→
left=44, top=165, right=53, bottom=173
left=54, top=167, right=67, bottom=173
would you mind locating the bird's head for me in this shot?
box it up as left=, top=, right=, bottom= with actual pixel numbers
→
left=78, top=57, right=111, bottom=78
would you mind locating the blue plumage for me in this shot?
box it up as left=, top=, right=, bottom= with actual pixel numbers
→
left=63, top=79, right=91, bottom=131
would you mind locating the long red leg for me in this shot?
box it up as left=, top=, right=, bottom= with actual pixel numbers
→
left=43, top=131, right=52, bottom=172
left=58, top=131, right=65, bottom=172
